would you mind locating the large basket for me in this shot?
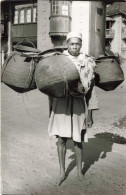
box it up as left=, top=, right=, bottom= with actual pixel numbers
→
left=35, top=54, right=80, bottom=98
left=1, top=52, right=37, bottom=93
left=95, top=56, right=124, bottom=91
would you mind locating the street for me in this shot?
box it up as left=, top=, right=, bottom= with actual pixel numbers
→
left=1, top=0, right=126, bottom=194
left=1, top=61, right=126, bottom=195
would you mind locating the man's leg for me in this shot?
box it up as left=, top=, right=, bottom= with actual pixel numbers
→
left=74, top=141, right=84, bottom=180
left=86, top=109, right=93, bottom=128
left=57, top=136, right=67, bottom=185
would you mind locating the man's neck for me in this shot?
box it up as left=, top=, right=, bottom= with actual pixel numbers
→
left=67, top=50, right=80, bottom=57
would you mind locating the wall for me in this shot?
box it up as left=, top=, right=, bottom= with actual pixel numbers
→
left=1, top=4, right=8, bottom=54
left=37, top=0, right=53, bottom=52
left=110, top=14, right=126, bottom=58
left=89, top=1, right=106, bottom=58
left=71, top=1, right=106, bottom=57
left=12, top=23, right=37, bottom=46
left=71, top=1, right=90, bottom=54
left=37, top=0, right=106, bottom=56
left=111, top=15, right=122, bottom=55
left=121, top=18, right=126, bottom=58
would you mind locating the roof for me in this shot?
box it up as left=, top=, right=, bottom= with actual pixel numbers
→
left=106, top=2, right=126, bottom=16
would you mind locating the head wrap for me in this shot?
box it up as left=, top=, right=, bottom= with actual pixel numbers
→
left=66, top=32, right=82, bottom=41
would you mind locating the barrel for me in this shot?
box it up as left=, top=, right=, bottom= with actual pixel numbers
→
left=1, top=52, right=37, bottom=93
left=95, top=56, right=124, bottom=91
left=35, top=54, right=80, bottom=98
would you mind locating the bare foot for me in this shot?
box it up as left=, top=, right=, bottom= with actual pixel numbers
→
left=56, top=173, right=67, bottom=186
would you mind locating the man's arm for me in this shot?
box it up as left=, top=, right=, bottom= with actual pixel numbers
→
left=48, top=96, right=54, bottom=117
left=86, top=109, right=93, bottom=128
left=85, top=79, right=99, bottom=128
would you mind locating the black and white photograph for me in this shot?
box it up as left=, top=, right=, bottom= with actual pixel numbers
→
left=1, top=0, right=126, bottom=194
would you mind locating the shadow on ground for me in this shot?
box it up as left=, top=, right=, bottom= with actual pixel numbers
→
left=64, top=133, right=126, bottom=177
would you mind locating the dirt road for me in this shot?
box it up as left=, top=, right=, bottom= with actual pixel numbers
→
left=1, top=59, right=126, bottom=195
left=1, top=76, right=126, bottom=195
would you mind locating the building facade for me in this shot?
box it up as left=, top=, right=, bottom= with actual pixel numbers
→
left=1, top=0, right=37, bottom=64
left=1, top=0, right=108, bottom=65
left=37, top=0, right=106, bottom=57
left=106, top=2, right=126, bottom=58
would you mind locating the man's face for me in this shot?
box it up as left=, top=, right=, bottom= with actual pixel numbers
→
left=67, top=37, right=82, bottom=56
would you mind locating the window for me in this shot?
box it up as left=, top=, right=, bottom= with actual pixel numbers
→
left=13, top=4, right=37, bottom=24
left=51, top=0, right=70, bottom=16
left=20, top=9, right=24, bottom=23
left=33, top=7, right=37, bottom=22
left=62, top=5, right=68, bottom=16
left=26, top=8, right=31, bottom=23
left=14, top=10, right=18, bottom=24
left=52, top=1, right=59, bottom=15
left=62, top=1, right=68, bottom=5
left=50, top=0, right=71, bottom=36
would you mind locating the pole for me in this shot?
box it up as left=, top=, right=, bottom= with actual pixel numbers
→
left=7, top=3, right=12, bottom=55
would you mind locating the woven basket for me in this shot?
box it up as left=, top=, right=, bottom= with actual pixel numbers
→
left=95, top=56, right=124, bottom=91
left=35, top=54, right=80, bottom=98
left=1, top=52, right=37, bottom=93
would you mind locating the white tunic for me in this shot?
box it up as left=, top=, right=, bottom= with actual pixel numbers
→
left=48, top=51, right=98, bottom=143
left=48, top=96, right=88, bottom=143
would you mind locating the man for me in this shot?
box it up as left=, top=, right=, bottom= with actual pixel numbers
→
left=48, top=32, right=98, bottom=185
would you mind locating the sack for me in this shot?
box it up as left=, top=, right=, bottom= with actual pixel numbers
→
left=1, top=52, right=37, bottom=93
left=13, top=45, right=41, bottom=53
left=35, top=54, right=80, bottom=98
left=13, top=38, right=41, bottom=53
left=95, top=56, right=124, bottom=91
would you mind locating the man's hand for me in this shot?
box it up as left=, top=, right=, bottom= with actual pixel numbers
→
left=86, top=109, right=93, bottom=128
left=77, top=82, right=85, bottom=94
